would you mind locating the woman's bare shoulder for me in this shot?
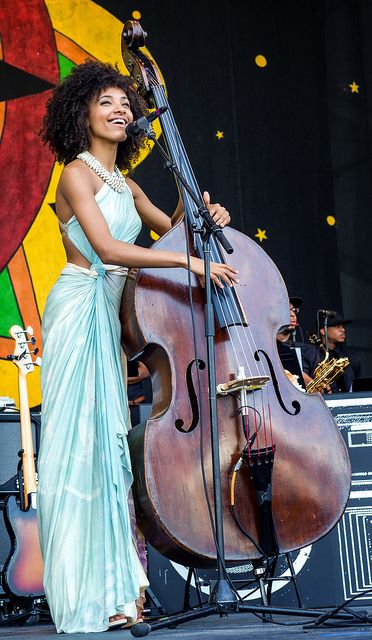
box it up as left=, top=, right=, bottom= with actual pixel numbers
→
left=60, top=159, right=90, bottom=182
left=58, top=160, right=94, bottom=196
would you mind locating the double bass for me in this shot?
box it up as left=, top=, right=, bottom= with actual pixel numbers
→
left=120, top=21, right=351, bottom=567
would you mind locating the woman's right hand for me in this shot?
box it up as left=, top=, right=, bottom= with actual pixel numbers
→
left=188, top=256, right=239, bottom=289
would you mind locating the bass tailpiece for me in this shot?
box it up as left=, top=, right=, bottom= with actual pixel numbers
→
left=245, top=447, right=279, bottom=557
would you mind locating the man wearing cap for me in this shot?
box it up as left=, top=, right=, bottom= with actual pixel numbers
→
left=319, top=312, right=361, bottom=392
left=277, top=297, right=318, bottom=388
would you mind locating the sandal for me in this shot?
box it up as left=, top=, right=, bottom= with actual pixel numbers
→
left=121, top=592, right=146, bottom=629
left=108, top=614, right=128, bottom=630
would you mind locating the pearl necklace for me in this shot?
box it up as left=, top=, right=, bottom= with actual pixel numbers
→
left=77, top=151, right=127, bottom=193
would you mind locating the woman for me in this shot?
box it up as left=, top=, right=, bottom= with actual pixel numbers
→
left=37, top=60, right=237, bottom=633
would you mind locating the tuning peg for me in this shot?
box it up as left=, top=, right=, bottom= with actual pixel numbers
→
left=31, top=348, right=39, bottom=355
left=26, top=326, right=34, bottom=336
left=34, top=357, right=42, bottom=367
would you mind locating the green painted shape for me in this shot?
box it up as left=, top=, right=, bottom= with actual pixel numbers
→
left=0, top=268, right=22, bottom=337
left=58, top=53, right=76, bottom=81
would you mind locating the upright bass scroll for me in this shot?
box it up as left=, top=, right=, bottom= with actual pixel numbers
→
left=120, top=20, right=351, bottom=567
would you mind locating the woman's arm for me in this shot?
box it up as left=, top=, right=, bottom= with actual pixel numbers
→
left=59, top=164, right=238, bottom=288
left=126, top=179, right=231, bottom=235
left=126, top=177, right=173, bottom=236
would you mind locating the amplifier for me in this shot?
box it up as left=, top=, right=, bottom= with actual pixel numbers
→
left=326, top=393, right=372, bottom=603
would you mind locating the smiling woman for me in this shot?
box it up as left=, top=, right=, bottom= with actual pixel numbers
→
left=87, top=87, right=133, bottom=140
left=37, top=60, right=235, bottom=634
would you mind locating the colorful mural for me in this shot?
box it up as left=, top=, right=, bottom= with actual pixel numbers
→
left=0, top=0, right=159, bottom=407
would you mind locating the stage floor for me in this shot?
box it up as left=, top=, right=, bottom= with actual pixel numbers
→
left=2, top=611, right=372, bottom=640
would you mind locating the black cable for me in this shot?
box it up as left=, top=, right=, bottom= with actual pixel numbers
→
left=230, top=501, right=268, bottom=559
left=250, top=611, right=316, bottom=626
left=308, top=586, right=372, bottom=627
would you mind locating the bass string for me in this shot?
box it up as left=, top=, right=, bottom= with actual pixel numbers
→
left=151, top=81, right=273, bottom=447
left=210, top=287, right=269, bottom=451
left=153, top=85, right=251, bottom=337
left=151, top=86, right=248, bottom=356
left=152, top=82, right=272, bottom=417
left=152, top=86, right=206, bottom=238
left=213, top=285, right=274, bottom=450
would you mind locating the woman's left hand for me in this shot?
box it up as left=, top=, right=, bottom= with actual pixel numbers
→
left=203, top=191, right=230, bottom=227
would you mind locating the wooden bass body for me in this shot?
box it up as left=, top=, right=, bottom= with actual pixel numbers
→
left=121, top=224, right=351, bottom=567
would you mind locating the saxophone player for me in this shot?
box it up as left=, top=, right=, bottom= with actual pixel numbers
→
left=319, top=312, right=361, bottom=392
left=277, top=297, right=318, bottom=388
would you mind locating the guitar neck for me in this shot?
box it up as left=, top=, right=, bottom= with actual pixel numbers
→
left=18, top=374, right=37, bottom=503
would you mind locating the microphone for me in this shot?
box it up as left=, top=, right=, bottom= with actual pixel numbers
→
left=125, top=106, right=168, bottom=137
left=318, top=309, right=337, bottom=317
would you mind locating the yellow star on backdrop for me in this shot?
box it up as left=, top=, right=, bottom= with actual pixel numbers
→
left=349, top=81, right=359, bottom=93
left=255, top=228, right=267, bottom=242
left=216, top=130, right=224, bottom=139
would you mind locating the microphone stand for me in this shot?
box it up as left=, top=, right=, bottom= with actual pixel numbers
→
left=324, top=317, right=329, bottom=355
left=144, top=127, right=237, bottom=610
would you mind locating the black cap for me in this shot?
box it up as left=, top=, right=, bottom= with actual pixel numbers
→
left=289, top=296, right=304, bottom=310
left=319, top=312, right=352, bottom=328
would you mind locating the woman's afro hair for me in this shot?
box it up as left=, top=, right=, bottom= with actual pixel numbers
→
left=40, top=60, right=148, bottom=171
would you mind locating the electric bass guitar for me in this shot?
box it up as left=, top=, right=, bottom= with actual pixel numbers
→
left=2, top=325, right=44, bottom=597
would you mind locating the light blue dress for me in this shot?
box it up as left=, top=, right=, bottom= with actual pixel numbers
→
left=37, top=180, right=148, bottom=633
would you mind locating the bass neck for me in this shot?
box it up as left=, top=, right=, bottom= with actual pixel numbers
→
left=18, top=373, right=37, bottom=507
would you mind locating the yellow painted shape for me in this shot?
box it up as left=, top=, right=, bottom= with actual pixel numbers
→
left=45, top=0, right=159, bottom=79
left=326, top=215, right=336, bottom=226
left=349, top=81, right=359, bottom=93
left=255, top=228, right=267, bottom=242
left=150, top=230, right=160, bottom=241
left=1, top=164, right=65, bottom=407
left=46, top=0, right=125, bottom=68
left=23, top=164, right=66, bottom=316
left=255, top=54, right=267, bottom=68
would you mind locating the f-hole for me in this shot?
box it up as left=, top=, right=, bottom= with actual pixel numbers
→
left=255, top=349, right=301, bottom=416
left=175, top=358, right=206, bottom=433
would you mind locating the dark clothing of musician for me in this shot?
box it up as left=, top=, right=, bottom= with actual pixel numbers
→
left=127, top=359, right=152, bottom=427
left=283, top=334, right=319, bottom=378
left=322, top=344, right=361, bottom=393
left=319, top=312, right=361, bottom=393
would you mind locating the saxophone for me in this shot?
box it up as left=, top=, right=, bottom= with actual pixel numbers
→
left=306, top=334, right=349, bottom=394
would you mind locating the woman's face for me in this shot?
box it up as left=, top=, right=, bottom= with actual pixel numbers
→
left=87, top=86, right=134, bottom=143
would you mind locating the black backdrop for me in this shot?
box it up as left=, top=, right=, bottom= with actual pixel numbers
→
left=97, top=0, right=372, bottom=375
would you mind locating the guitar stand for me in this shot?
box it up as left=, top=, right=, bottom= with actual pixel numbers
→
left=0, top=595, right=48, bottom=627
